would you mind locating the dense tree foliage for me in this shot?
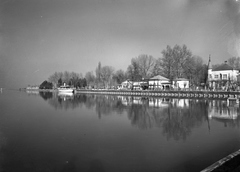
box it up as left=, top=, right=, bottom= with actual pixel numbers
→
left=112, top=69, right=126, bottom=84
left=48, top=71, right=85, bottom=88
left=39, top=80, right=53, bottom=89
left=126, top=59, right=142, bottom=81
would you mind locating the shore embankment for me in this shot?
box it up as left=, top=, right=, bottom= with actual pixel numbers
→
left=22, top=88, right=240, bottom=100
left=201, top=149, right=240, bottom=172
left=75, top=89, right=240, bottom=99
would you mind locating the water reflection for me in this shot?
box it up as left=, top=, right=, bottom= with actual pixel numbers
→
left=39, top=91, right=53, bottom=100
left=126, top=97, right=209, bottom=140
left=26, top=90, right=39, bottom=94
left=1, top=91, right=240, bottom=172
left=208, top=100, right=239, bottom=120
left=208, top=100, right=239, bottom=127
left=38, top=93, right=240, bottom=140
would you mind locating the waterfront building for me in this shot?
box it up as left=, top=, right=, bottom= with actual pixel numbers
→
left=148, top=75, right=171, bottom=90
left=207, top=57, right=239, bottom=90
left=26, top=85, right=39, bottom=90
left=172, top=78, right=189, bottom=90
left=119, top=80, right=133, bottom=90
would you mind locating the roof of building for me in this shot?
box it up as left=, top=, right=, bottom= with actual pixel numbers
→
left=212, top=63, right=234, bottom=71
left=121, top=80, right=132, bottom=84
left=150, top=75, right=169, bottom=81
left=174, top=78, right=189, bottom=81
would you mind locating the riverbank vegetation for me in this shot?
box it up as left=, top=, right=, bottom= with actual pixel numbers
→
left=37, top=44, right=240, bottom=90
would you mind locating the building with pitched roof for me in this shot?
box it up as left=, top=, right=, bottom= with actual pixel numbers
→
left=148, top=75, right=171, bottom=90
left=207, top=56, right=239, bottom=90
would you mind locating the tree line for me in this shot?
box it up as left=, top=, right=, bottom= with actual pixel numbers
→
left=39, top=44, right=239, bottom=89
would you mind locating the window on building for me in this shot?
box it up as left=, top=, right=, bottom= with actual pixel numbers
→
left=214, top=75, right=218, bottom=79
left=209, top=74, right=212, bottom=79
left=223, top=74, right=227, bottom=79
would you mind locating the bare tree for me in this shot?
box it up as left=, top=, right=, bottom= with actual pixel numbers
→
left=48, top=72, right=62, bottom=87
left=136, top=54, right=156, bottom=78
left=161, top=45, right=175, bottom=80
left=100, top=66, right=114, bottom=88
left=228, top=56, right=240, bottom=70
left=85, top=71, right=96, bottom=88
left=183, top=56, right=206, bottom=86
left=112, top=69, right=126, bottom=84
left=48, top=71, right=83, bottom=87
left=161, top=44, right=192, bottom=80
left=152, top=58, right=164, bottom=76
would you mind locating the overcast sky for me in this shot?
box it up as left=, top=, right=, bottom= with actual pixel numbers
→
left=1, top=0, right=240, bottom=89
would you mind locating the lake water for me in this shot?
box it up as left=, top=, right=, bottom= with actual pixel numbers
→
left=0, top=90, right=240, bottom=172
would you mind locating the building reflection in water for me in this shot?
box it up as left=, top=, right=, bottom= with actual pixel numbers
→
left=58, top=92, right=74, bottom=101
left=208, top=100, right=239, bottom=120
left=26, top=90, right=40, bottom=95
left=37, top=93, right=240, bottom=140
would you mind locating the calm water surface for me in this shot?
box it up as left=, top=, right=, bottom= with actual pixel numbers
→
left=0, top=90, right=240, bottom=172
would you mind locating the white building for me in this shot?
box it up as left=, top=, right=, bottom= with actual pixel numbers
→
left=26, top=85, right=39, bottom=90
left=148, top=75, right=170, bottom=90
left=172, top=78, right=189, bottom=90
left=207, top=57, right=239, bottom=90
left=119, top=80, right=132, bottom=90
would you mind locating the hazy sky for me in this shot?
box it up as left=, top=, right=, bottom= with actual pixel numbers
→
left=1, top=0, right=240, bottom=88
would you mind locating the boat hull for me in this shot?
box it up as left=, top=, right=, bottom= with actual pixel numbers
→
left=57, top=89, right=74, bottom=93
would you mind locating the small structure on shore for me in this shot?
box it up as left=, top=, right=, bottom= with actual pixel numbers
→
left=119, top=80, right=133, bottom=90
left=148, top=75, right=171, bottom=90
left=172, top=78, right=189, bottom=90
left=26, top=85, right=39, bottom=90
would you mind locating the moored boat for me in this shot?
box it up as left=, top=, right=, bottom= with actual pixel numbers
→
left=58, top=84, right=74, bottom=93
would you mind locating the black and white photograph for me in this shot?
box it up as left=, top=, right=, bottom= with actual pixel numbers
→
left=1, top=0, right=240, bottom=171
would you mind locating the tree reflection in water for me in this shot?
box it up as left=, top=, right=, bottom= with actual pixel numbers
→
left=39, top=93, right=240, bottom=140
left=161, top=99, right=208, bottom=141
left=39, top=91, right=53, bottom=100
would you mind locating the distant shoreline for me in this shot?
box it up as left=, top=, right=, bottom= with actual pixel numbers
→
left=23, top=88, right=57, bottom=92
left=20, top=88, right=240, bottom=100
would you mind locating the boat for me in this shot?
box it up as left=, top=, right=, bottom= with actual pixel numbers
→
left=58, top=92, right=74, bottom=97
left=58, top=84, right=74, bottom=93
